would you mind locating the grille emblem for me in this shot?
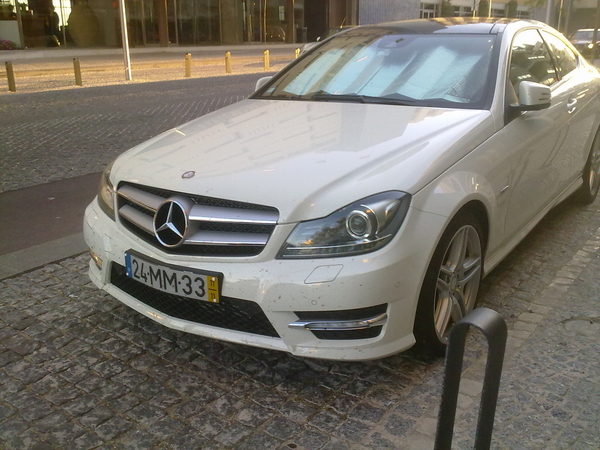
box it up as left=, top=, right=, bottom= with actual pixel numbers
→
left=182, top=171, right=196, bottom=179
left=154, top=199, right=188, bottom=247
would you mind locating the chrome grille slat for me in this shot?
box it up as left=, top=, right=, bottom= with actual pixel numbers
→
left=189, top=204, right=278, bottom=224
left=119, top=205, right=154, bottom=234
left=187, top=231, right=270, bottom=246
left=116, top=183, right=278, bottom=256
left=118, top=185, right=163, bottom=211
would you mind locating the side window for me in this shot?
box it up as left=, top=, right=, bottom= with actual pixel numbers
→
left=540, top=31, right=578, bottom=78
left=509, top=29, right=557, bottom=99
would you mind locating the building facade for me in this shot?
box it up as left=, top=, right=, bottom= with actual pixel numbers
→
left=1, top=0, right=356, bottom=48
left=1, top=0, right=594, bottom=49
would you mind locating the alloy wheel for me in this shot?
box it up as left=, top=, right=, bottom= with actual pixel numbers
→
left=433, top=224, right=483, bottom=342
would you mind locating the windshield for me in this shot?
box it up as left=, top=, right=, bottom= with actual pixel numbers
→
left=254, top=29, right=497, bottom=109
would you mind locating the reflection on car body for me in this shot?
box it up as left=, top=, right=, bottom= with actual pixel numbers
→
left=84, top=18, right=600, bottom=361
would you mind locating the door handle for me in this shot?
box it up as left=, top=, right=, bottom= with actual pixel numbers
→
left=567, top=98, right=577, bottom=114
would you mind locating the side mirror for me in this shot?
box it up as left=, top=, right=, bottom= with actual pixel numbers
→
left=513, top=81, right=551, bottom=111
left=255, top=76, right=273, bottom=92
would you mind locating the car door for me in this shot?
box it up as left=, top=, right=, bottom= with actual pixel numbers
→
left=501, top=28, right=572, bottom=240
left=540, top=30, right=599, bottom=187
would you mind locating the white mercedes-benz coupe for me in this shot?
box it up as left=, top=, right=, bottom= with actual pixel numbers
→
left=84, top=18, right=600, bottom=360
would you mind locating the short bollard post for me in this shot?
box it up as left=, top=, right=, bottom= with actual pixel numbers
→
left=295, top=48, right=300, bottom=59
left=435, top=308, right=507, bottom=450
left=5, top=61, right=16, bottom=92
left=263, top=50, right=270, bottom=71
left=184, top=53, right=191, bottom=78
left=225, top=51, right=232, bottom=74
left=73, top=58, right=83, bottom=86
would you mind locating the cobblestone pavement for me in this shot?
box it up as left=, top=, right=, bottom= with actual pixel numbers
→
left=1, top=196, right=598, bottom=449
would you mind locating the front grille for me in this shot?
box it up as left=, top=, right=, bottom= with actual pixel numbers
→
left=117, top=182, right=279, bottom=257
left=110, top=263, right=279, bottom=338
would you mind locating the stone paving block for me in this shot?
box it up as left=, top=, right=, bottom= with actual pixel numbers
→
left=213, top=421, right=253, bottom=446
left=147, top=416, right=185, bottom=439
left=308, top=409, right=343, bottom=433
left=95, top=416, right=133, bottom=440
left=348, top=403, right=386, bottom=424
left=334, top=418, right=371, bottom=442
left=165, top=426, right=209, bottom=450
left=264, top=415, right=302, bottom=440
left=78, top=405, right=114, bottom=428
left=115, top=429, right=159, bottom=450
left=235, top=402, right=274, bottom=427
left=384, top=414, right=416, bottom=438
left=236, top=431, right=281, bottom=450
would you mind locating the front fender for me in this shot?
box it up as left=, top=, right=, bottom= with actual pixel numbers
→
left=411, top=128, right=515, bottom=261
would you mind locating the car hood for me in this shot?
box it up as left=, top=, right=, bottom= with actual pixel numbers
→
left=113, top=99, right=494, bottom=223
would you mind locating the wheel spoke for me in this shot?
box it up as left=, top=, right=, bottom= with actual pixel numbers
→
left=458, top=256, right=482, bottom=287
left=447, top=228, right=469, bottom=269
left=434, top=296, right=453, bottom=336
left=437, top=276, right=450, bottom=293
left=450, top=293, right=464, bottom=323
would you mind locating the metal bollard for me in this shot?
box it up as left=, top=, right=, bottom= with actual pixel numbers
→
left=5, top=61, right=16, bottom=92
left=263, top=50, right=270, bottom=71
left=184, top=53, right=191, bottom=78
left=225, top=52, right=232, bottom=74
left=295, top=48, right=300, bottom=59
left=73, top=58, right=83, bottom=86
left=435, top=308, right=507, bottom=450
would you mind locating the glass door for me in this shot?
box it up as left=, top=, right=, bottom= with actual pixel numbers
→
left=126, top=0, right=160, bottom=46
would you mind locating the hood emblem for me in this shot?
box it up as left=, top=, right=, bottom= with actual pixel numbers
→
left=182, top=171, right=196, bottom=179
left=154, top=199, right=188, bottom=247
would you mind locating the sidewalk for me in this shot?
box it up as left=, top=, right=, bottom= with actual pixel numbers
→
left=1, top=44, right=300, bottom=94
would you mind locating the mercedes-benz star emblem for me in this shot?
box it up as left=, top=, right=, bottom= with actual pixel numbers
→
left=154, top=199, right=188, bottom=247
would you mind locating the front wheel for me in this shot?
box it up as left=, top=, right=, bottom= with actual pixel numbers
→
left=414, top=211, right=484, bottom=356
left=575, top=128, right=600, bottom=204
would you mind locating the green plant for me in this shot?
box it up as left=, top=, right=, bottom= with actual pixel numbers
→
left=441, top=0, right=454, bottom=17
left=478, top=0, right=490, bottom=17
left=507, top=0, right=518, bottom=17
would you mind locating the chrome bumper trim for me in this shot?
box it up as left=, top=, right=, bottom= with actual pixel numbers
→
left=288, top=313, right=388, bottom=331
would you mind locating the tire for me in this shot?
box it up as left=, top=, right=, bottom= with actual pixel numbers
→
left=575, top=128, right=600, bottom=204
left=414, top=211, right=484, bottom=356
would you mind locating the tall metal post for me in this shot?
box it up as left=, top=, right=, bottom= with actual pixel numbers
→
left=118, top=0, right=132, bottom=81
left=591, top=0, right=600, bottom=63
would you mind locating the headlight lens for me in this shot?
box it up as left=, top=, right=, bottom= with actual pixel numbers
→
left=278, top=191, right=411, bottom=259
left=97, top=161, right=116, bottom=220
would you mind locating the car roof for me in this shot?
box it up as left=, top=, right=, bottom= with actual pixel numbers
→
left=352, top=17, right=539, bottom=35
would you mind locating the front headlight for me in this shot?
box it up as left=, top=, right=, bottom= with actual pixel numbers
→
left=278, top=191, right=411, bottom=259
left=97, top=161, right=116, bottom=220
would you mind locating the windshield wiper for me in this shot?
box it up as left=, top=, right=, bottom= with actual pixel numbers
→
left=310, top=91, right=417, bottom=106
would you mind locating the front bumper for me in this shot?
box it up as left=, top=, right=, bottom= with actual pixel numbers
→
left=83, top=197, right=444, bottom=360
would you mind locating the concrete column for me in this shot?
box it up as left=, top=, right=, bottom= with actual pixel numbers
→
left=286, top=0, right=295, bottom=43
left=221, top=0, right=243, bottom=45
left=157, top=0, right=169, bottom=47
